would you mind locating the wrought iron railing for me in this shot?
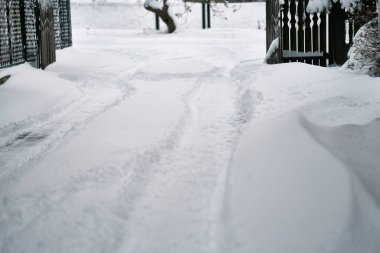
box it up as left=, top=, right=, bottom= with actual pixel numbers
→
left=0, top=0, right=72, bottom=70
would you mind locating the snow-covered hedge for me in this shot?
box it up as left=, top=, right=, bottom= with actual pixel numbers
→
left=343, top=18, right=380, bottom=77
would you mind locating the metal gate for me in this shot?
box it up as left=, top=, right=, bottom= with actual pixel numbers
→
left=267, top=0, right=355, bottom=66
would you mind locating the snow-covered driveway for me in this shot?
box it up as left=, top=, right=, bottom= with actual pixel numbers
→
left=0, top=29, right=267, bottom=253
left=1, top=16, right=380, bottom=253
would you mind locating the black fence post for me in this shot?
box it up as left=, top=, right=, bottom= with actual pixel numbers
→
left=279, top=3, right=284, bottom=63
left=207, top=0, right=211, bottom=28
left=155, top=13, right=160, bottom=30
left=19, top=0, right=28, bottom=61
left=35, top=0, right=41, bottom=69
left=6, top=0, right=13, bottom=64
left=202, top=2, right=206, bottom=29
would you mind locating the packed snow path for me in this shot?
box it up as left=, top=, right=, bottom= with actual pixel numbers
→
left=2, top=18, right=380, bottom=253
left=0, top=29, right=265, bottom=253
left=117, top=67, right=240, bottom=253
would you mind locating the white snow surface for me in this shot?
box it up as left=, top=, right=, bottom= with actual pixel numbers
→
left=1, top=2, right=380, bottom=253
left=144, top=0, right=163, bottom=11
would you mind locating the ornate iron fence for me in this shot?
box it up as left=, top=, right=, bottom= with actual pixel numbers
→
left=53, top=0, right=72, bottom=49
left=267, top=0, right=355, bottom=66
left=0, top=0, right=72, bottom=70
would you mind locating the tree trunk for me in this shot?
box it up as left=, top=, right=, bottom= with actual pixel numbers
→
left=145, top=0, right=176, bottom=33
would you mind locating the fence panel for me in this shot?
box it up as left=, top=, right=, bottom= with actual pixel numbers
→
left=59, top=0, right=72, bottom=48
left=8, top=0, right=24, bottom=65
left=53, top=0, right=61, bottom=48
left=53, top=0, right=71, bottom=49
left=23, top=0, right=38, bottom=62
left=1, top=0, right=38, bottom=68
left=272, top=0, right=355, bottom=66
left=280, top=0, right=326, bottom=65
left=0, top=0, right=11, bottom=67
left=1, top=0, right=71, bottom=70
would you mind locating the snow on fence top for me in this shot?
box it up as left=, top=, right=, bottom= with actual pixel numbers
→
left=307, top=0, right=361, bottom=13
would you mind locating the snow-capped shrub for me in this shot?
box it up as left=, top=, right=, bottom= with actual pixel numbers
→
left=343, top=18, right=380, bottom=77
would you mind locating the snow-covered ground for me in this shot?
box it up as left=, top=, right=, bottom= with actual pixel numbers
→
left=1, top=2, right=380, bottom=253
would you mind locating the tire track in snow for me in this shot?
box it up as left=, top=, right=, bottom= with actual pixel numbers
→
left=0, top=58, right=256, bottom=253
left=0, top=67, right=139, bottom=193
left=0, top=62, right=151, bottom=253
left=0, top=63, right=218, bottom=253
left=115, top=67, right=242, bottom=253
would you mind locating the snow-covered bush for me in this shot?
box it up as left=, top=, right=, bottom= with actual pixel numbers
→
left=307, top=0, right=378, bottom=17
left=349, top=0, right=378, bottom=28
left=343, top=18, right=380, bottom=77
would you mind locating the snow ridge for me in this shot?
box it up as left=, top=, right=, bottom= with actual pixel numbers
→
left=0, top=68, right=136, bottom=193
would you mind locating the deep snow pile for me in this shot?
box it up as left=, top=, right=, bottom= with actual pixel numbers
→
left=1, top=2, right=380, bottom=253
left=0, top=64, right=81, bottom=128
left=344, top=18, right=380, bottom=77
left=228, top=62, right=380, bottom=253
